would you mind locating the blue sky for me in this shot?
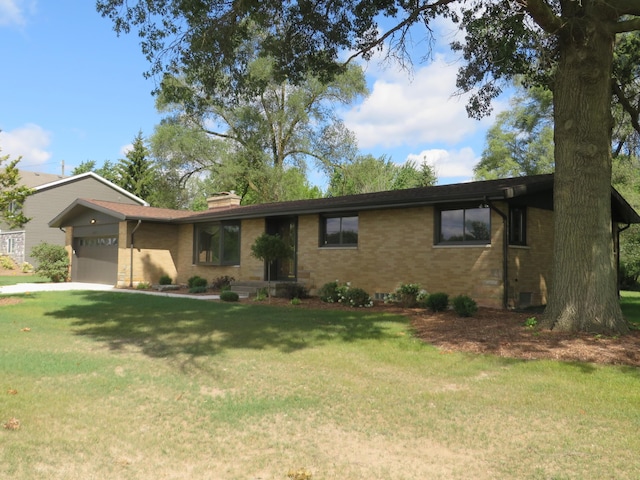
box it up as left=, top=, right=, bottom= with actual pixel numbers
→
left=1, top=1, right=507, bottom=187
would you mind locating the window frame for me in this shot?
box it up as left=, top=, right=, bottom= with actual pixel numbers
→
left=319, top=213, right=359, bottom=247
left=193, top=221, right=241, bottom=266
left=435, top=204, right=492, bottom=245
left=508, top=206, right=527, bottom=246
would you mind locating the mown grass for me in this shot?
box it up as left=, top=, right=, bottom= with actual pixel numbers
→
left=0, top=274, right=49, bottom=286
left=1, top=290, right=639, bottom=479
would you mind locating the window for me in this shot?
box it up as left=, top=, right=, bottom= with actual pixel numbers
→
left=437, top=206, right=491, bottom=244
left=194, top=221, right=241, bottom=265
left=321, top=215, right=358, bottom=246
left=6, top=238, right=15, bottom=254
left=509, top=207, right=527, bottom=246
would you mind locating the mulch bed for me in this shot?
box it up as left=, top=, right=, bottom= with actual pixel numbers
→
left=242, top=296, right=640, bottom=367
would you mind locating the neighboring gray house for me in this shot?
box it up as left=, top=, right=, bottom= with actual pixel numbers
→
left=0, top=171, right=147, bottom=267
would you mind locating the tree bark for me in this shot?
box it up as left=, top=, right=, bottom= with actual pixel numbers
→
left=543, top=5, right=629, bottom=334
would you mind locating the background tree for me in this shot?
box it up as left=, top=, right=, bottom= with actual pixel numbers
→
left=0, top=147, right=33, bottom=229
left=97, top=0, right=640, bottom=334
left=474, top=85, right=554, bottom=180
left=117, top=131, right=156, bottom=201
left=155, top=55, right=366, bottom=203
left=71, top=159, right=120, bottom=184
left=327, top=155, right=437, bottom=197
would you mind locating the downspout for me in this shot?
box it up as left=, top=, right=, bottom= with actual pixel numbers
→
left=129, top=220, right=142, bottom=287
left=486, top=197, right=509, bottom=309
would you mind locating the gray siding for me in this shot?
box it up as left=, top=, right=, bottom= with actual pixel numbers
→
left=18, top=177, right=142, bottom=266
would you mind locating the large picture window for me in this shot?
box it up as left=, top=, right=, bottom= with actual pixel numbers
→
left=438, top=206, right=491, bottom=244
left=321, top=215, right=358, bottom=246
left=194, top=221, right=241, bottom=265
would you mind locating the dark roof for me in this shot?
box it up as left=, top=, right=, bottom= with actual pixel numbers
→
left=49, top=174, right=640, bottom=227
left=49, top=199, right=195, bottom=227
left=185, top=174, right=559, bottom=222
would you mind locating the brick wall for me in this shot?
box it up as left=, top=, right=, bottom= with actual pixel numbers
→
left=104, top=202, right=553, bottom=307
left=116, top=221, right=181, bottom=287
left=507, top=207, right=554, bottom=308
left=172, top=219, right=265, bottom=285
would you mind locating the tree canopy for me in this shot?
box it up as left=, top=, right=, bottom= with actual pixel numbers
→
left=0, top=147, right=32, bottom=229
left=97, top=0, right=640, bottom=334
left=154, top=54, right=366, bottom=203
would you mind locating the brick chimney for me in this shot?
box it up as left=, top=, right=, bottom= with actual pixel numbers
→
left=206, top=191, right=241, bottom=209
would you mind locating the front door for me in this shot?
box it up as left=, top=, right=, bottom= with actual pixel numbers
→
left=265, top=217, right=297, bottom=281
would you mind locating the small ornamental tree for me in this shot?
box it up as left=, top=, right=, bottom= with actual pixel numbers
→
left=31, top=243, right=70, bottom=283
left=0, top=149, right=33, bottom=229
left=250, top=233, right=293, bottom=298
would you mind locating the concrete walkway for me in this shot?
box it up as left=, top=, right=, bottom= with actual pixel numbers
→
left=0, top=282, right=227, bottom=300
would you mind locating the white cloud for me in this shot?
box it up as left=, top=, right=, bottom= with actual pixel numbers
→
left=344, top=54, right=482, bottom=149
left=0, top=0, right=35, bottom=27
left=407, top=147, right=479, bottom=181
left=0, top=123, right=52, bottom=166
left=120, top=143, right=133, bottom=156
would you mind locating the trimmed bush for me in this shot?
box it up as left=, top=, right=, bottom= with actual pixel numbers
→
left=212, top=275, right=235, bottom=291
left=452, top=295, right=478, bottom=317
left=31, top=243, right=69, bottom=283
left=187, top=275, right=208, bottom=289
left=426, top=292, right=449, bottom=312
left=220, top=290, right=239, bottom=302
left=319, top=281, right=340, bottom=303
left=0, top=255, right=15, bottom=270
left=338, top=285, right=373, bottom=308
left=189, top=286, right=208, bottom=294
left=159, top=275, right=173, bottom=285
left=387, top=283, right=423, bottom=308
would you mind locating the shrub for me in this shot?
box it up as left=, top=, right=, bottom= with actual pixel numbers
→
left=277, top=282, right=309, bottom=300
left=425, top=292, right=449, bottom=312
left=220, top=290, right=239, bottom=302
left=386, top=283, right=422, bottom=308
left=21, top=262, right=34, bottom=273
left=136, top=282, right=151, bottom=290
left=338, top=285, right=373, bottom=308
left=31, top=243, right=69, bottom=283
left=189, top=286, right=208, bottom=294
left=254, top=288, right=268, bottom=302
left=290, top=297, right=302, bottom=305
left=212, top=275, right=235, bottom=291
left=0, top=255, right=15, bottom=270
left=452, top=295, right=478, bottom=317
left=158, top=274, right=173, bottom=285
left=187, top=275, right=208, bottom=289
left=319, top=280, right=340, bottom=303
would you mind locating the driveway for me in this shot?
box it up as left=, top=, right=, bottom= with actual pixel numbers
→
left=0, top=282, right=225, bottom=300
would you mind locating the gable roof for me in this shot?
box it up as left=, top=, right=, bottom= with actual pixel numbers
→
left=19, top=170, right=67, bottom=188
left=49, top=198, right=195, bottom=227
left=30, top=171, right=149, bottom=206
left=49, top=174, right=640, bottom=228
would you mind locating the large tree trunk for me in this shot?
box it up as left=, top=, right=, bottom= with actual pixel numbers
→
left=543, top=5, right=629, bottom=334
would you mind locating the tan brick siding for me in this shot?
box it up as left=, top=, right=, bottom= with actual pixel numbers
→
left=507, top=207, right=553, bottom=308
left=172, top=219, right=265, bottom=285
left=76, top=202, right=553, bottom=307
left=116, top=222, right=180, bottom=287
left=296, top=206, right=507, bottom=307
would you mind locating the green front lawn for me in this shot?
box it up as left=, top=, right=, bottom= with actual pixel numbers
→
left=0, top=274, right=49, bottom=286
left=1, top=291, right=639, bottom=479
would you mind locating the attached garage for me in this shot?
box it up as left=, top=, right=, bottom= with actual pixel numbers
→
left=72, top=234, right=119, bottom=284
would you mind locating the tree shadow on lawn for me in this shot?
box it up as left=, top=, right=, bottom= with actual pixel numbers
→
left=45, top=291, right=407, bottom=363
